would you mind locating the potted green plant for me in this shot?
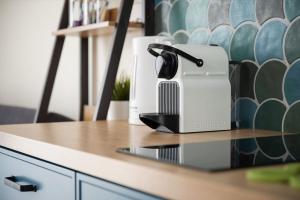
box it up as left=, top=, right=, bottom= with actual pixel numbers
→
left=107, top=77, right=130, bottom=120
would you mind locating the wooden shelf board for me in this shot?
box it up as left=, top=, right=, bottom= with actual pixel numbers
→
left=53, top=21, right=144, bottom=37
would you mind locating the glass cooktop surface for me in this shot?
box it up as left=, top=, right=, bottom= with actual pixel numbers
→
left=117, top=133, right=300, bottom=171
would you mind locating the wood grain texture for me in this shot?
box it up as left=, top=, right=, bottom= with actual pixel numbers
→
left=0, top=121, right=299, bottom=200
left=53, top=21, right=144, bottom=37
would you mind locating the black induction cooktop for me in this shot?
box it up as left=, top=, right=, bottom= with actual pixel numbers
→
left=117, top=133, right=300, bottom=172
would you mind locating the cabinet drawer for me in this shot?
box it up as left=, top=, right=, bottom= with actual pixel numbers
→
left=77, top=173, right=162, bottom=200
left=0, top=147, right=75, bottom=200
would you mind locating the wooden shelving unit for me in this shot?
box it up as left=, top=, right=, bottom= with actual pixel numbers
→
left=35, top=0, right=154, bottom=123
left=53, top=21, right=144, bottom=37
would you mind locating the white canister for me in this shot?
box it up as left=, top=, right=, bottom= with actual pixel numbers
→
left=129, top=36, right=173, bottom=125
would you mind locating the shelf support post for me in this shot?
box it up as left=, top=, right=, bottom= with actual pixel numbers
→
left=93, top=0, right=134, bottom=120
left=144, top=0, right=155, bottom=36
left=34, top=0, right=69, bottom=123
left=80, top=38, right=89, bottom=121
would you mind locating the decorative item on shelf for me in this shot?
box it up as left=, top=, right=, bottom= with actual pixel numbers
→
left=70, top=0, right=109, bottom=27
left=96, top=0, right=109, bottom=23
left=101, top=8, right=118, bottom=22
left=70, top=0, right=83, bottom=27
left=107, top=76, right=130, bottom=120
left=82, top=0, right=94, bottom=25
left=130, top=0, right=144, bottom=23
left=69, top=0, right=73, bottom=27
left=82, top=0, right=88, bottom=25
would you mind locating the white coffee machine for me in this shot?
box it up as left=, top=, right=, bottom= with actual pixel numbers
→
left=139, top=44, right=231, bottom=133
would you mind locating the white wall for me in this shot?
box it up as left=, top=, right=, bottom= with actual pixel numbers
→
left=0, top=0, right=143, bottom=120
left=92, top=0, right=144, bottom=104
left=0, top=0, right=80, bottom=120
left=92, top=30, right=143, bottom=105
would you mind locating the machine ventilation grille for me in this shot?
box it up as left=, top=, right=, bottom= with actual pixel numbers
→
left=158, top=82, right=180, bottom=115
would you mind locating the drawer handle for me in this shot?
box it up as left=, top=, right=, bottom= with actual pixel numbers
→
left=4, top=176, right=37, bottom=192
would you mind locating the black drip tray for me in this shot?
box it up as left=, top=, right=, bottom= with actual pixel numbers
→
left=139, top=113, right=179, bottom=133
left=117, top=133, right=300, bottom=172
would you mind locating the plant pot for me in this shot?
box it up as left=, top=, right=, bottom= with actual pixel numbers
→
left=107, top=101, right=129, bottom=120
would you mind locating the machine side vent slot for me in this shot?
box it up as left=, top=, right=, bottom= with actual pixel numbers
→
left=158, top=82, right=180, bottom=115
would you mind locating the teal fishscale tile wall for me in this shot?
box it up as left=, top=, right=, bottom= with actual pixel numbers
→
left=255, top=20, right=287, bottom=64
left=229, top=0, right=256, bottom=28
left=188, top=28, right=210, bottom=44
left=256, top=0, right=284, bottom=24
left=255, top=60, right=287, bottom=103
left=154, top=0, right=300, bottom=162
left=208, top=25, right=233, bottom=56
left=230, top=23, right=258, bottom=61
left=185, top=0, right=209, bottom=33
left=168, top=0, right=189, bottom=34
left=285, top=17, right=300, bottom=64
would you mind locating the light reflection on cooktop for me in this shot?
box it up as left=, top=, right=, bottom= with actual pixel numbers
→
left=117, top=133, right=300, bottom=172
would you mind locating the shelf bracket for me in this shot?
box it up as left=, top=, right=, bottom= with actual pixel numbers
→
left=144, top=0, right=155, bottom=36
left=93, top=0, right=134, bottom=120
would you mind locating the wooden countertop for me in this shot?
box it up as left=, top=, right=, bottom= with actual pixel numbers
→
left=0, top=121, right=299, bottom=200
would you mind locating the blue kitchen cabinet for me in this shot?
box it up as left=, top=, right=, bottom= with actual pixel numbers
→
left=76, top=173, right=162, bottom=200
left=0, top=147, right=162, bottom=200
left=0, top=147, right=75, bottom=200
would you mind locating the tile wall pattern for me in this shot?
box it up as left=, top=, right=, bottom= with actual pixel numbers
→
left=154, top=0, right=300, bottom=133
left=154, top=0, right=300, bottom=162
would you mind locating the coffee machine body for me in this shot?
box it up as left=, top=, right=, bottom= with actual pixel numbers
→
left=140, top=44, right=231, bottom=133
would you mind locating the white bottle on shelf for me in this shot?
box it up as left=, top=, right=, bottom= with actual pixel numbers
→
left=69, top=0, right=73, bottom=27
left=72, top=0, right=83, bottom=26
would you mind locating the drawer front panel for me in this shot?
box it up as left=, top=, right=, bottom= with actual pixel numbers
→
left=77, top=173, right=162, bottom=200
left=0, top=148, right=75, bottom=200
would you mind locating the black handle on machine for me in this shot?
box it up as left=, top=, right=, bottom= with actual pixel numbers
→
left=4, top=176, right=37, bottom=192
left=147, top=43, right=204, bottom=67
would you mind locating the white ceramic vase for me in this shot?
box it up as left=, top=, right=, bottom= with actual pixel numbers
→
left=107, top=101, right=129, bottom=120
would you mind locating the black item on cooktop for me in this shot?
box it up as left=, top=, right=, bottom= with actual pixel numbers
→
left=117, top=133, right=300, bottom=172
